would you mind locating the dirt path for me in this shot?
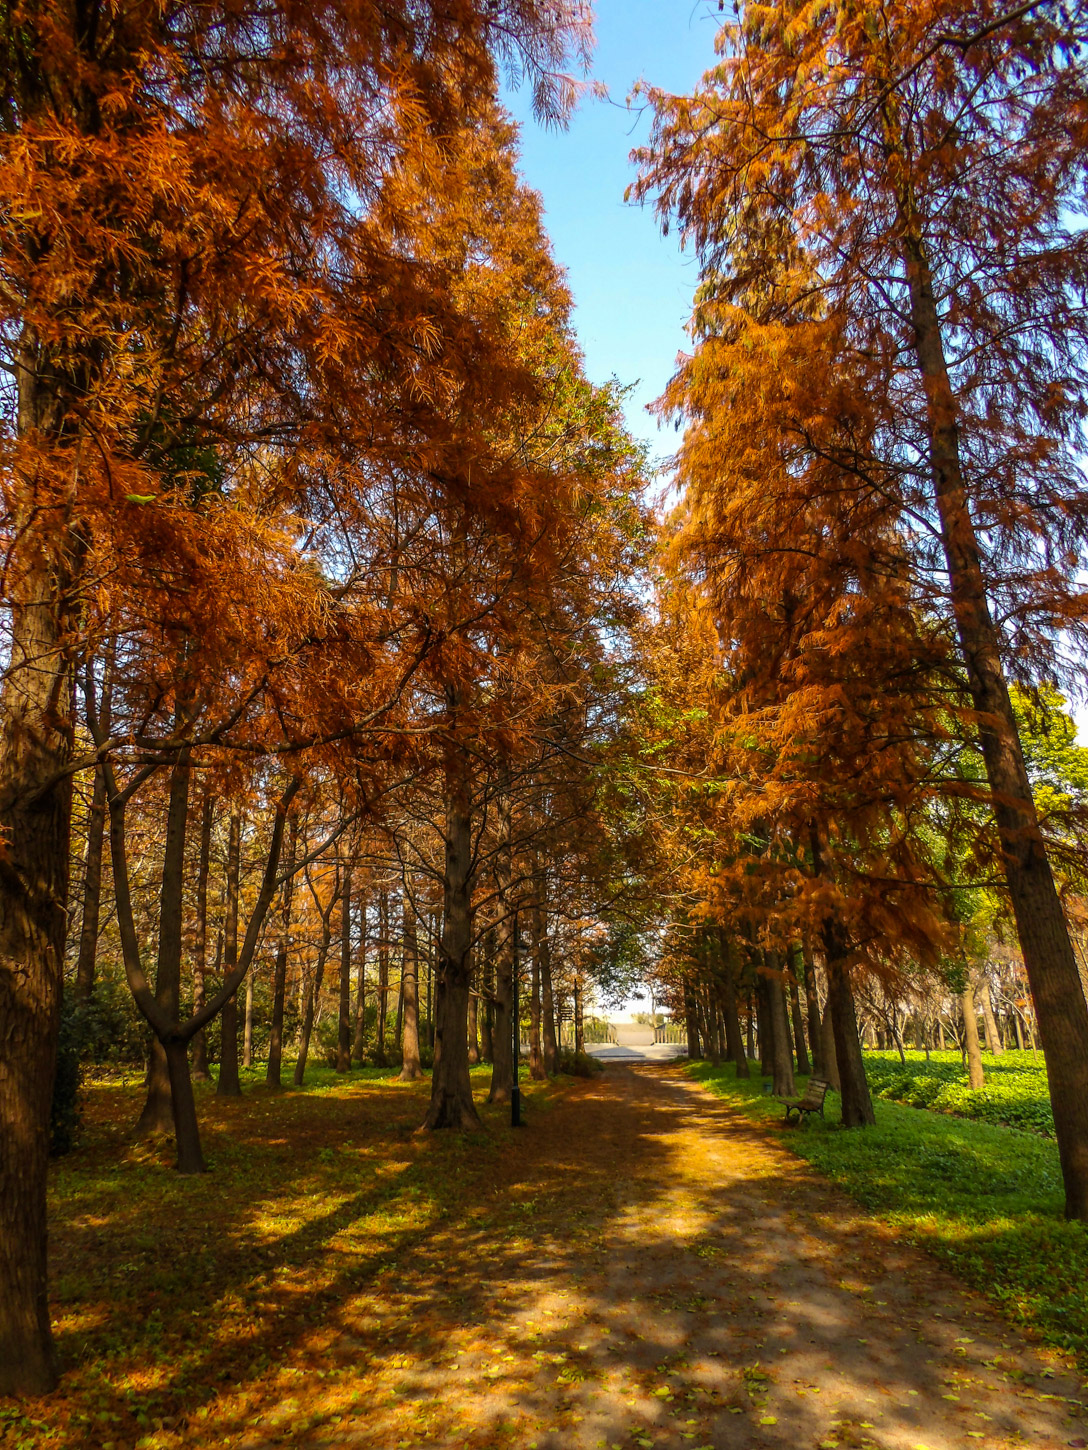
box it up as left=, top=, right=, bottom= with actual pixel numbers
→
left=242, top=1063, right=1086, bottom=1450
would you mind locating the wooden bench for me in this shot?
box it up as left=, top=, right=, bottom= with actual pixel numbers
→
left=782, top=1077, right=830, bottom=1124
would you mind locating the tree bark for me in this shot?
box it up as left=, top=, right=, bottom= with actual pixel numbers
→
left=190, top=791, right=214, bottom=1080
left=294, top=894, right=334, bottom=1088
left=684, top=985, right=701, bottom=1059
left=800, top=937, right=823, bottom=1077
left=820, top=1001, right=841, bottom=1090
left=765, top=952, right=795, bottom=1097
left=822, top=923, right=874, bottom=1125
left=468, top=985, right=480, bottom=1065
left=74, top=655, right=112, bottom=1004
left=423, top=742, right=480, bottom=1130
left=490, top=899, right=516, bottom=1102
left=399, top=887, right=422, bottom=1081
left=788, top=944, right=811, bottom=1074
left=489, top=934, right=513, bottom=1102
left=962, top=983, right=986, bottom=1089
left=0, top=273, right=105, bottom=1391
left=217, top=809, right=243, bottom=1097
left=529, top=910, right=545, bottom=1080
left=266, top=818, right=296, bottom=1089
left=480, top=943, right=494, bottom=1062
left=0, top=559, right=70, bottom=1394
left=701, top=984, right=721, bottom=1066
left=901, top=221, right=1088, bottom=1218
left=136, top=747, right=191, bottom=1137
left=352, top=889, right=368, bottom=1065
left=755, top=965, right=773, bottom=1076
left=337, top=858, right=353, bottom=1072
left=538, top=895, right=559, bottom=1074
left=489, top=788, right=515, bottom=1103
left=374, top=888, right=389, bottom=1067
left=979, top=978, right=1004, bottom=1056
left=243, top=971, right=255, bottom=1068
left=717, top=933, right=749, bottom=1075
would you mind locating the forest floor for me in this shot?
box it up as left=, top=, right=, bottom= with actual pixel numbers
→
left=13, top=1063, right=1088, bottom=1450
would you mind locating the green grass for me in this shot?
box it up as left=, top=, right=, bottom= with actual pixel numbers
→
left=688, top=1060, right=1088, bottom=1366
left=862, top=1048, right=1055, bottom=1136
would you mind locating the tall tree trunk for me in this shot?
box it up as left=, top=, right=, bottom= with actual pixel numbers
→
left=756, top=967, right=773, bottom=1076
left=765, top=953, right=795, bottom=1097
left=822, top=922, right=874, bottom=1125
left=529, top=922, right=545, bottom=1080
left=243, top=971, right=254, bottom=1068
left=820, top=1001, right=841, bottom=1090
left=352, top=890, right=368, bottom=1065
left=574, top=977, right=585, bottom=1055
left=266, top=818, right=296, bottom=1089
left=428, top=911, right=438, bottom=1052
left=683, top=985, right=701, bottom=1058
left=468, top=985, right=480, bottom=1064
left=489, top=937, right=513, bottom=1102
left=217, top=809, right=243, bottom=1097
left=489, top=788, right=515, bottom=1103
left=0, top=550, right=73, bottom=1393
left=702, top=985, right=721, bottom=1066
left=337, top=858, right=353, bottom=1072
left=394, top=959, right=403, bottom=1050
left=979, top=979, right=1004, bottom=1056
left=191, top=791, right=214, bottom=1080
left=294, top=903, right=334, bottom=1087
left=74, top=763, right=108, bottom=1004
left=374, top=888, right=389, bottom=1067
left=423, top=742, right=480, bottom=1130
left=399, top=887, right=422, bottom=1081
left=74, top=654, right=112, bottom=1004
left=745, top=994, right=756, bottom=1063
left=539, top=902, right=559, bottom=1075
left=801, top=936, right=823, bottom=1077
left=716, top=931, right=748, bottom=1074
left=480, top=942, right=494, bottom=1062
left=962, top=983, right=986, bottom=1089
left=901, top=221, right=1088, bottom=1218
left=136, top=747, right=191, bottom=1136
left=787, top=944, right=811, bottom=1074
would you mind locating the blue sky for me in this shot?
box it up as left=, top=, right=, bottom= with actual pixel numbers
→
left=502, top=1, right=721, bottom=463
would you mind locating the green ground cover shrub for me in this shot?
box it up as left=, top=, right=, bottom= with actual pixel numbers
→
left=689, top=1060, right=1088, bottom=1365
left=864, top=1049, right=1055, bottom=1136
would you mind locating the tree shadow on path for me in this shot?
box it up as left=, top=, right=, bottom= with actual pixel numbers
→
left=26, top=1065, right=1088, bottom=1450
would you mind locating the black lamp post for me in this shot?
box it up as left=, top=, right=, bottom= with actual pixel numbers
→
left=511, top=911, right=522, bottom=1128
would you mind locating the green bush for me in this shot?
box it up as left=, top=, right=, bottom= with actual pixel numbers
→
left=864, top=1049, right=1054, bottom=1136
left=558, top=1047, right=602, bottom=1078
left=72, top=971, right=148, bottom=1066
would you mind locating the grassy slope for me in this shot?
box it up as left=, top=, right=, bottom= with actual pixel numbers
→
left=687, top=1060, right=1088, bottom=1365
